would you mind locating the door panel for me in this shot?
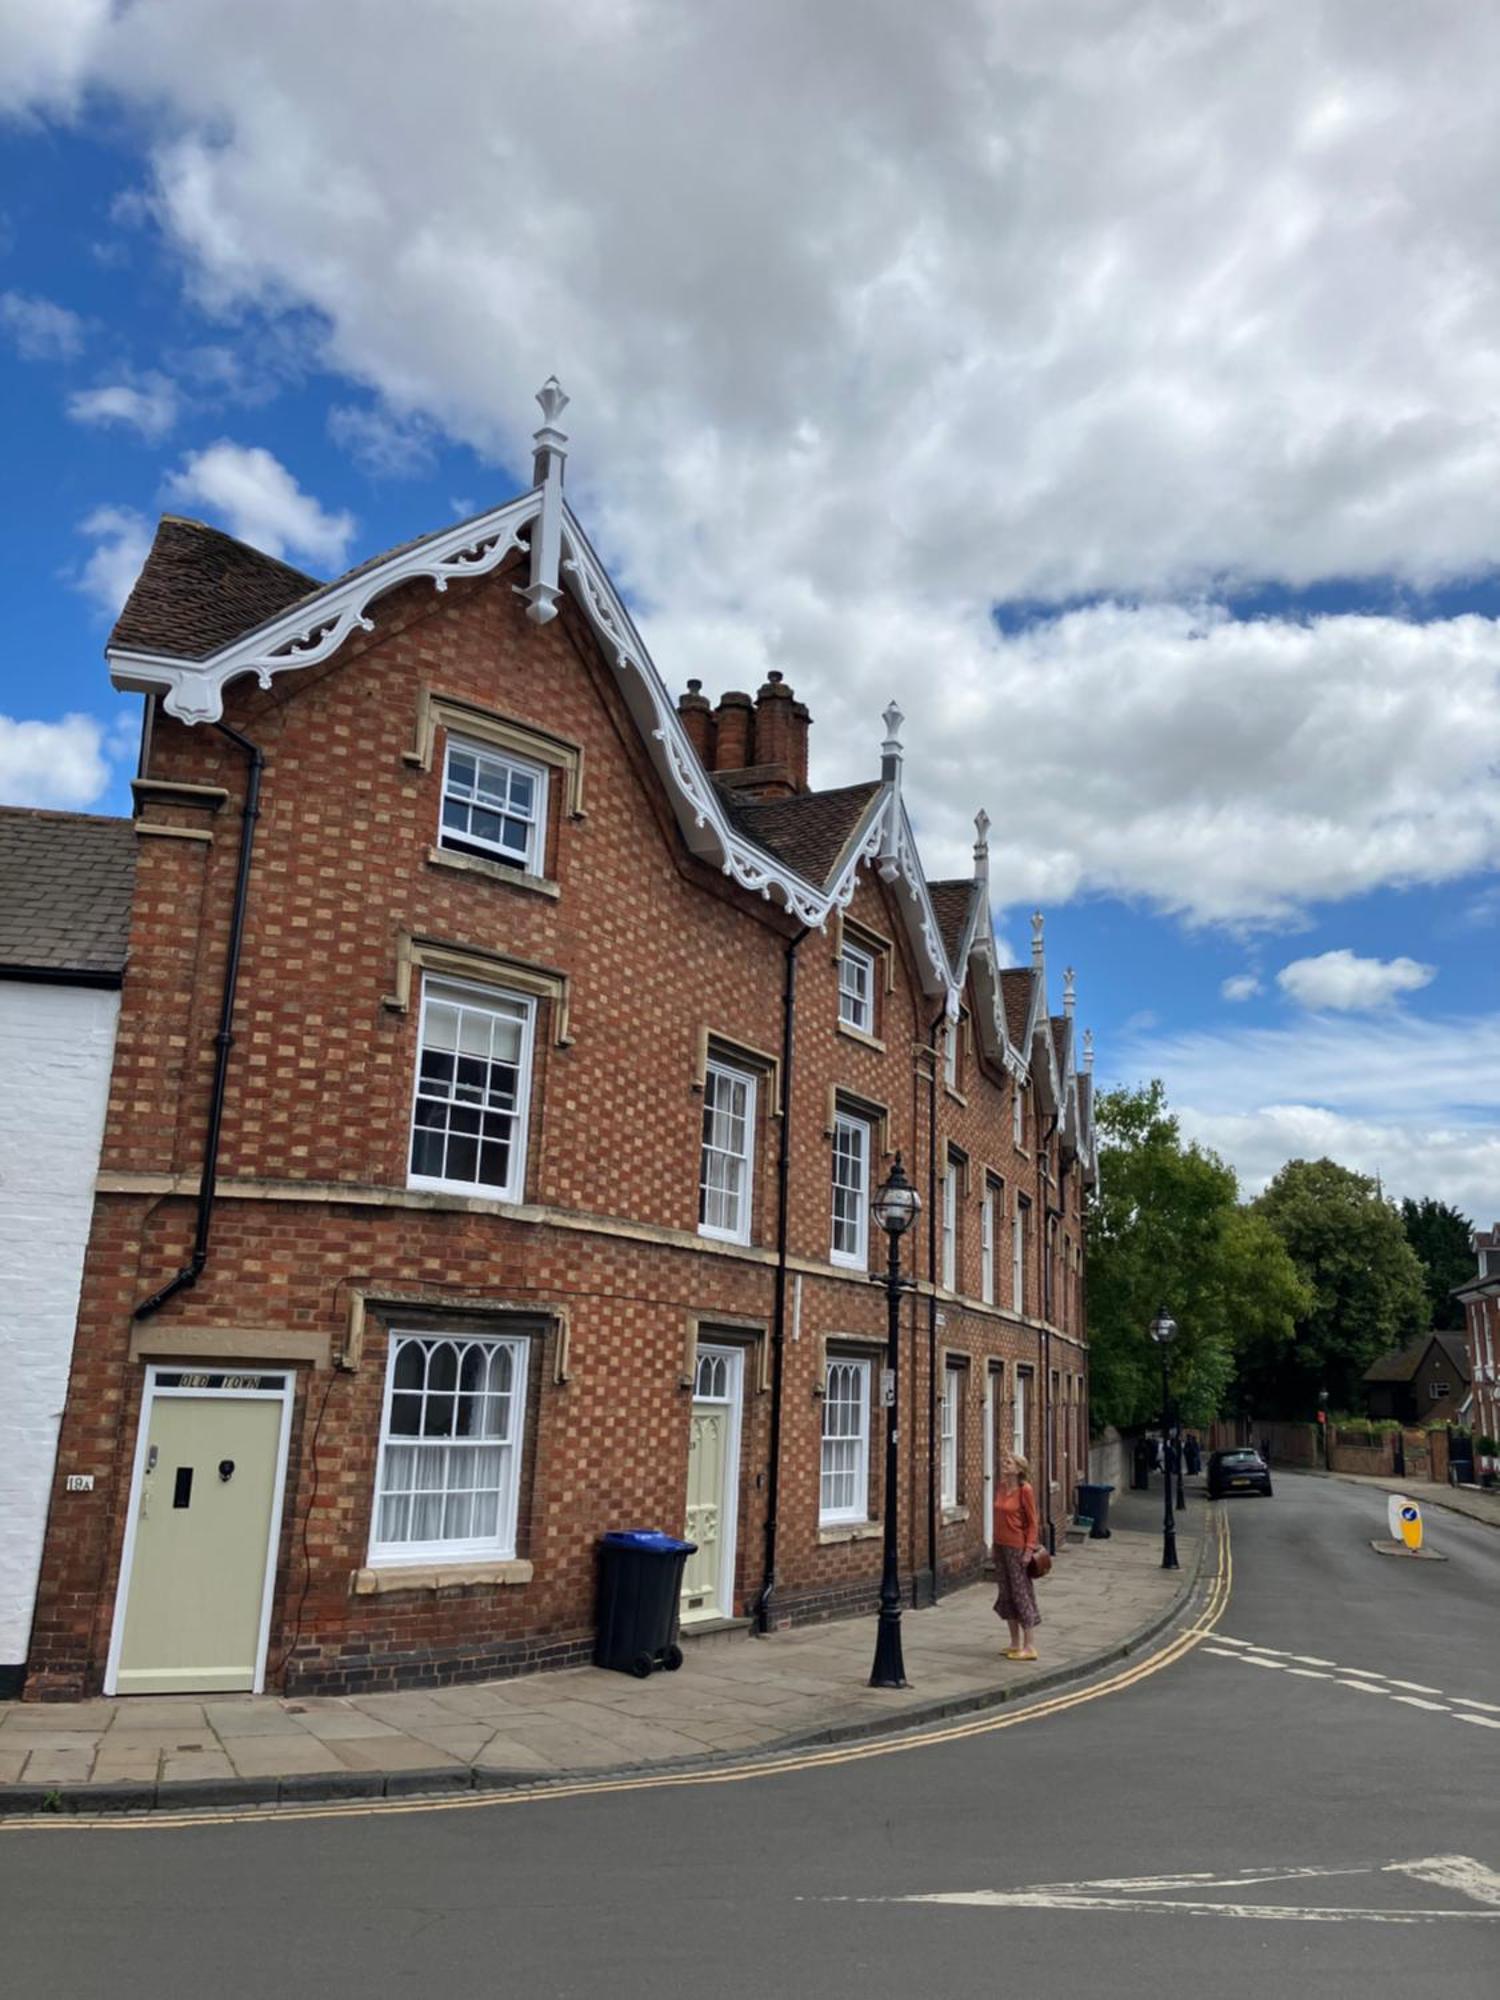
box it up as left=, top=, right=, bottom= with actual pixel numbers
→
left=116, top=1395, right=282, bottom=1695
left=682, top=1405, right=727, bottom=1618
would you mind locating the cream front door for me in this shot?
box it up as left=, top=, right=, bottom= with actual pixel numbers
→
left=681, top=1346, right=741, bottom=1623
left=113, top=1377, right=288, bottom=1696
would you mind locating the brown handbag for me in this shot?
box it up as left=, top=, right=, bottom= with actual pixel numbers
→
left=1026, top=1547, right=1052, bottom=1580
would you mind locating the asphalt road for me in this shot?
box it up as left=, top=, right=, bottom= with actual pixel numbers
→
left=6, top=1473, right=1499, bottom=1998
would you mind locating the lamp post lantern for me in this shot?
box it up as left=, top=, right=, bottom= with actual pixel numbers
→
left=869, top=1153, right=920, bottom=1688
left=1149, top=1304, right=1179, bottom=1571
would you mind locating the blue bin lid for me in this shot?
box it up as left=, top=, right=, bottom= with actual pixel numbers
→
left=601, top=1529, right=697, bottom=1553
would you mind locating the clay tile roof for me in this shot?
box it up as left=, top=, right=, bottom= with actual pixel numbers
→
left=110, top=516, right=320, bottom=662
left=999, top=968, right=1034, bottom=1050
left=1051, top=1015, right=1070, bottom=1072
left=926, top=880, right=975, bottom=970
left=1077, top=1072, right=1093, bottom=1126
left=717, top=780, right=881, bottom=888
left=1362, top=1334, right=1470, bottom=1386
left=0, top=808, right=135, bottom=981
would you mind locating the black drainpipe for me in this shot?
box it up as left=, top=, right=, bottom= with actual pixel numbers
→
left=925, top=1001, right=946, bottom=1603
left=135, top=721, right=264, bottom=1320
left=756, top=922, right=808, bottom=1632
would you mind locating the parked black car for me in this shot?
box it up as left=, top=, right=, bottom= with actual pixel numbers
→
left=1207, top=1448, right=1273, bottom=1499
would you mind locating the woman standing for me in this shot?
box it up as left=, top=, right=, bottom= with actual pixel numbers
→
left=992, top=1456, right=1042, bottom=1660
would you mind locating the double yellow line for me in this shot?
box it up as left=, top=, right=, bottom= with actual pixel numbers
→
left=6, top=1515, right=1231, bottom=1836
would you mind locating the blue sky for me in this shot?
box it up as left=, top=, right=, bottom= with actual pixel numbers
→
left=2, top=3, right=1498, bottom=1222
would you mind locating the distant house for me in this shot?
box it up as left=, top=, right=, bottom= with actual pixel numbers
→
left=1361, top=1331, right=1471, bottom=1424
left=0, top=808, right=135, bottom=1697
left=1453, top=1226, right=1500, bottom=1443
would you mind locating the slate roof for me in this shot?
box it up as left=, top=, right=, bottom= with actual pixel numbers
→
left=716, top=781, right=880, bottom=889
left=926, top=880, right=975, bottom=971
left=999, top=967, right=1034, bottom=1050
left=0, top=808, right=135, bottom=981
left=1051, top=1015, right=1070, bottom=1074
left=1362, top=1332, right=1472, bottom=1386
left=110, top=517, right=320, bottom=662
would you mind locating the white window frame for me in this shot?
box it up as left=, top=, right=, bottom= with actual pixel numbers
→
left=820, top=1356, right=872, bottom=1523
left=941, top=1364, right=962, bottom=1508
left=408, top=976, right=536, bottom=1201
left=980, top=1180, right=996, bottom=1306
left=1014, top=1367, right=1031, bottom=1460
left=944, top=1018, right=959, bottom=1091
left=370, top=1331, right=530, bottom=1566
left=699, top=1060, right=757, bottom=1245
left=942, top=1155, right=959, bottom=1291
left=1013, top=1194, right=1029, bottom=1314
left=830, top=1112, right=871, bottom=1268
left=1013, top=1083, right=1025, bottom=1148
left=838, top=942, right=876, bottom=1034
left=440, top=735, right=549, bottom=874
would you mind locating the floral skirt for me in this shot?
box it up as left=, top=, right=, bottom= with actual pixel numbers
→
left=992, top=1544, right=1041, bottom=1629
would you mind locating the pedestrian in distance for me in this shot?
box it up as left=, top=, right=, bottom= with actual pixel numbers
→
left=993, top=1455, right=1043, bottom=1660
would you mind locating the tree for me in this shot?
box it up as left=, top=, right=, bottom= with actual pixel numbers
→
left=1400, top=1197, right=1474, bottom=1331
left=1248, top=1159, right=1429, bottom=1417
left=1087, top=1082, right=1309, bottom=1431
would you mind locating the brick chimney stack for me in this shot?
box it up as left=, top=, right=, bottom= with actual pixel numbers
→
left=713, top=690, right=755, bottom=771
left=676, top=679, right=714, bottom=764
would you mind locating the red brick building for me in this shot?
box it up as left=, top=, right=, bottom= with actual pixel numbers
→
left=24, top=384, right=1095, bottom=1700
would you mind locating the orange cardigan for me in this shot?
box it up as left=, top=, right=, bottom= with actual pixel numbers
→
left=993, top=1482, right=1038, bottom=1551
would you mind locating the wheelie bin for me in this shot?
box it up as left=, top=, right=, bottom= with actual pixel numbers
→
left=1075, top=1482, right=1115, bottom=1539
left=595, top=1529, right=697, bottom=1677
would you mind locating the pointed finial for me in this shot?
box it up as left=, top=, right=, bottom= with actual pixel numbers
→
left=882, top=701, right=904, bottom=753
left=1031, top=910, right=1045, bottom=966
left=1063, top=966, right=1076, bottom=1017
left=974, top=808, right=990, bottom=852
left=972, top=808, right=991, bottom=893
left=878, top=702, right=904, bottom=878
left=1084, top=1028, right=1094, bottom=1072
left=535, top=376, right=570, bottom=428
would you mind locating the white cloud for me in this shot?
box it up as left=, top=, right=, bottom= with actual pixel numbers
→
left=0, top=289, right=83, bottom=360
left=1276, top=948, right=1435, bottom=1011
left=327, top=402, right=435, bottom=478
left=13, top=4, right=1500, bottom=921
left=66, top=373, right=178, bottom=441
left=1222, top=973, right=1263, bottom=1002
left=0, top=712, right=115, bottom=808
left=165, top=441, right=355, bottom=567
left=1114, top=1009, right=1500, bottom=1221
left=73, top=505, right=152, bottom=615
left=0, top=0, right=111, bottom=116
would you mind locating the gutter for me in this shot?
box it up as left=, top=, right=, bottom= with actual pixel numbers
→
left=756, top=922, right=808, bottom=1631
left=134, top=721, right=264, bottom=1320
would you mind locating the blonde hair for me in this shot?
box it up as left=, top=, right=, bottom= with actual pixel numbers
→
left=1008, top=1455, right=1031, bottom=1485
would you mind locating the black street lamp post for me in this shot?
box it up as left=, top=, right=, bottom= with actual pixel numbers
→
left=1150, top=1304, right=1180, bottom=1571
left=869, top=1153, right=921, bottom=1689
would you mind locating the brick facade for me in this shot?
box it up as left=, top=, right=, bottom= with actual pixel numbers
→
left=25, top=468, right=1094, bottom=1700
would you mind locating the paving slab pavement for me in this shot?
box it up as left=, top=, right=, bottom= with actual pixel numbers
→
left=0, top=1516, right=1202, bottom=1812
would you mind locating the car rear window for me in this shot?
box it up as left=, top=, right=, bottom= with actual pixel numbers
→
left=1221, top=1451, right=1261, bottom=1465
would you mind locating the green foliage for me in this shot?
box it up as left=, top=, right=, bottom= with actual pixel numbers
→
left=1085, top=1081, right=1310, bottom=1431
left=1400, top=1197, right=1474, bottom=1331
left=1246, top=1158, right=1430, bottom=1416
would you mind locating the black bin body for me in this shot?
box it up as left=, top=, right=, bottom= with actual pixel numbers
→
left=1075, top=1482, right=1114, bottom=1539
left=595, top=1530, right=697, bottom=1677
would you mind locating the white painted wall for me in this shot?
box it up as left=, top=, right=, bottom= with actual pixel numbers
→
left=0, top=980, right=119, bottom=1669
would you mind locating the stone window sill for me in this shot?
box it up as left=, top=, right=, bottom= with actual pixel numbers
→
left=350, top=1558, right=534, bottom=1595
left=426, top=845, right=560, bottom=898
left=836, top=1021, right=886, bottom=1053
left=818, top=1520, right=882, bottom=1545
left=942, top=1505, right=970, bottom=1525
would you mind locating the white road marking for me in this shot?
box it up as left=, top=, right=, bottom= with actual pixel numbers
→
left=857, top=1856, right=1500, bottom=1928
left=1389, top=1857, right=1500, bottom=1907
left=1211, top=1638, right=1493, bottom=1729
